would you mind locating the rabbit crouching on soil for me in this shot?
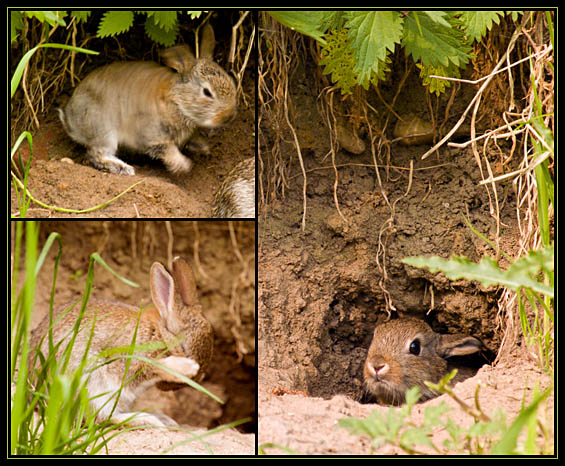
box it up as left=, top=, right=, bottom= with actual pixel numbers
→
left=58, top=24, right=237, bottom=176
left=364, top=318, right=485, bottom=406
left=29, top=257, right=214, bottom=427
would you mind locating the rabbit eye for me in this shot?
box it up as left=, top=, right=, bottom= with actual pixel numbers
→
left=202, top=86, right=213, bottom=98
left=409, top=339, right=421, bottom=356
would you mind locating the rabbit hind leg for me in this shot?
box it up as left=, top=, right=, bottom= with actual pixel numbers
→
left=87, top=144, right=135, bottom=176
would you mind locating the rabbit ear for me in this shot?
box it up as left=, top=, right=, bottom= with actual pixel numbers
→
left=171, top=257, right=199, bottom=306
left=438, top=334, right=484, bottom=358
left=150, top=262, right=179, bottom=329
left=160, top=45, right=196, bottom=74
left=199, top=23, right=216, bottom=59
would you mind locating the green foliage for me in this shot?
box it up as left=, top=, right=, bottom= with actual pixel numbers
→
left=402, top=245, right=554, bottom=298
left=97, top=10, right=206, bottom=46
left=268, top=10, right=522, bottom=95
left=11, top=10, right=207, bottom=48
left=97, top=10, right=135, bottom=38
left=338, top=374, right=552, bottom=454
left=459, top=10, right=506, bottom=43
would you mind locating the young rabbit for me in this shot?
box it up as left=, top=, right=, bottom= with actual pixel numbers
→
left=29, top=257, right=214, bottom=427
left=364, top=318, right=484, bottom=406
left=58, top=24, right=237, bottom=176
left=212, top=156, right=255, bottom=218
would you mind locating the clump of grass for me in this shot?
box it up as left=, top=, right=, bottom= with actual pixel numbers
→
left=10, top=221, right=139, bottom=455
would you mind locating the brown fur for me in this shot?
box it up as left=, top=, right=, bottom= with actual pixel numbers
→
left=58, top=24, right=236, bottom=176
left=364, top=318, right=484, bottom=405
left=29, top=257, right=213, bottom=427
left=212, top=157, right=255, bottom=218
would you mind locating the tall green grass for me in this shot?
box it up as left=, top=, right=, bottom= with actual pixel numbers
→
left=10, top=221, right=136, bottom=455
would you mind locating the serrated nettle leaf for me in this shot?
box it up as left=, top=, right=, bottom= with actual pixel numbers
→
left=402, top=12, right=471, bottom=69
left=345, top=11, right=403, bottom=88
left=459, top=11, right=505, bottom=43
left=319, top=29, right=358, bottom=94
left=423, top=11, right=452, bottom=28
left=97, top=10, right=134, bottom=38
left=144, top=15, right=178, bottom=47
left=145, top=10, right=178, bottom=32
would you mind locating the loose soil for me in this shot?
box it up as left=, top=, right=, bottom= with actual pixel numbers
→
left=15, top=220, right=255, bottom=455
left=257, top=44, right=553, bottom=455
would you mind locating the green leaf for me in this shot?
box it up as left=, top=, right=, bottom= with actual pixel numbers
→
left=402, top=246, right=554, bottom=298
left=345, top=11, right=403, bottom=89
left=70, top=11, right=91, bottom=23
left=459, top=11, right=505, bottom=43
left=144, top=14, right=178, bottom=46
left=145, top=10, right=178, bottom=32
left=267, top=11, right=336, bottom=44
left=97, top=10, right=134, bottom=38
left=402, top=12, right=471, bottom=69
left=491, top=386, right=552, bottom=454
left=319, top=28, right=357, bottom=94
left=26, top=11, right=67, bottom=27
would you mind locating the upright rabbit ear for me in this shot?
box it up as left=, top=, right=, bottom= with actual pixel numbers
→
left=438, top=334, right=484, bottom=358
left=171, top=257, right=199, bottom=306
left=160, top=45, right=196, bottom=74
left=199, top=23, right=216, bottom=59
left=150, top=262, right=178, bottom=327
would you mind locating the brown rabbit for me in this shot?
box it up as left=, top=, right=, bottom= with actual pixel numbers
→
left=212, top=156, right=255, bottom=218
left=29, top=257, right=213, bottom=427
left=58, top=23, right=237, bottom=176
left=364, top=318, right=484, bottom=405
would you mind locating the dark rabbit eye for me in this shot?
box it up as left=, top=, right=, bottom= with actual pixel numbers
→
left=202, top=86, right=213, bottom=98
left=409, top=339, right=421, bottom=356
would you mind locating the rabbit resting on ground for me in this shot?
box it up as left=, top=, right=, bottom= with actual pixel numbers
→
left=29, top=257, right=214, bottom=427
left=364, top=318, right=485, bottom=406
left=58, top=24, right=237, bottom=176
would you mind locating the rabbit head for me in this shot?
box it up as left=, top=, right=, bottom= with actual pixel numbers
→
left=162, top=24, right=237, bottom=129
left=58, top=23, right=237, bottom=176
left=364, top=318, right=484, bottom=405
left=149, top=257, right=214, bottom=383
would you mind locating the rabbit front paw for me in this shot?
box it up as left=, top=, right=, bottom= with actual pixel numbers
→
left=158, top=355, right=200, bottom=379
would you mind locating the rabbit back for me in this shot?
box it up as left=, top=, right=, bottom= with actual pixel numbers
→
left=60, top=62, right=195, bottom=154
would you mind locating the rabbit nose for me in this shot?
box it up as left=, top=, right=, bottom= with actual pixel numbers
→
left=366, top=361, right=390, bottom=378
